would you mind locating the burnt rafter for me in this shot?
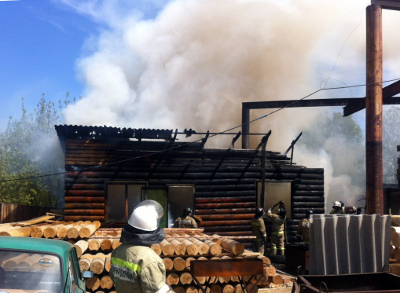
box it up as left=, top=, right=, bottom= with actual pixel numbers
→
left=255, top=130, right=272, bottom=151
left=284, top=132, right=303, bottom=165
left=231, top=131, right=242, bottom=149
left=258, top=131, right=272, bottom=209
left=200, top=131, right=210, bottom=149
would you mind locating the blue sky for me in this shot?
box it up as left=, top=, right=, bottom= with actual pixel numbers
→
left=0, top=0, right=165, bottom=129
left=0, top=1, right=91, bottom=126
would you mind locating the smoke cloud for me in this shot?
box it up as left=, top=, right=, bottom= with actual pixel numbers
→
left=62, top=0, right=400, bottom=209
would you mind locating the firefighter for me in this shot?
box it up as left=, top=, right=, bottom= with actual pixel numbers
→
left=330, top=201, right=357, bottom=214
left=110, top=200, right=175, bottom=293
left=251, top=207, right=267, bottom=255
left=330, top=201, right=343, bottom=214
left=173, top=207, right=198, bottom=228
left=296, top=209, right=313, bottom=245
left=266, top=201, right=286, bottom=255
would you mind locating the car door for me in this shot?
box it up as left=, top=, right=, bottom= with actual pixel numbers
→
left=67, top=248, right=86, bottom=293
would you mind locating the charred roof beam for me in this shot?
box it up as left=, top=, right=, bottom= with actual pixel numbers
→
left=284, top=132, right=303, bottom=165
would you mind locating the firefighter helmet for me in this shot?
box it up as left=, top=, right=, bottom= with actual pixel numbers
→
left=255, top=207, right=264, bottom=218
left=332, top=201, right=341, bottom=208
left=278, top=209, right=286, bottom=217
left=127, top=200, right=164, bottom=231
left=183, top=207, right=193, bottom=216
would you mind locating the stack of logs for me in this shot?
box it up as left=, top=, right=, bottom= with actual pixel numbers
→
left=0, top=222, right=294, bottom=293
left=161, top=230, right=294, bottom=293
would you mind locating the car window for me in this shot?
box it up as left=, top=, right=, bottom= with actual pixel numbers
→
left=68, top=248, right=84, bottom=293
left=69, top=253, right=77, bottom=293
left=0, top=250, right=62, bottom=293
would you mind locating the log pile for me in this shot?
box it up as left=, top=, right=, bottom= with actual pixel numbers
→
left=160, top=231, right=294, bottom=293
left=0, top=220, right=101, bottom=240
left=0, top=222, right=294, bottom=292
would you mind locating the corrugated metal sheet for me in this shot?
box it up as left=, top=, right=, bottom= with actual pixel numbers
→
left=309, top=214, right=391, bottom=275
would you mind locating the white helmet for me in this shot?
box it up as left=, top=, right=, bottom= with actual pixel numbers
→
left=333, top=201, right=341, bottom=208
left=128, top=200, right=164, bottom=231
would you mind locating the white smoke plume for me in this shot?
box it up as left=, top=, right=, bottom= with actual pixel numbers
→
left=61, top=0, right=400, bottom=209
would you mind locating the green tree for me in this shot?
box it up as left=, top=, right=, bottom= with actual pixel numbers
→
left=0, top=94, right=72, bottom=207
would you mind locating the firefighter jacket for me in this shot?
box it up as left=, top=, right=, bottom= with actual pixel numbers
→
left=296, top=218, right=311, bottom=244
left=266, top=209, right=285, bottom=234
left=110, top=244, right=174, bottom=293
left=251, top=218, right=266, bottom=241
left=174, top=216, right=198, bottom=228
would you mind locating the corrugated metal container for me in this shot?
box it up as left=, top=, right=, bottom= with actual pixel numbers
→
left=309, top=214, right=391, bottom=275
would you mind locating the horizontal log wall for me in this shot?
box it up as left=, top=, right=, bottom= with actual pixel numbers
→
left=59, top=131, right=324, bottom=247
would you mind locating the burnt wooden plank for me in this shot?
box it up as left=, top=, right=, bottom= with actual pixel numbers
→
left=199, top=214, right=253, bottom=221
left=65, top=196, right=105, bottom=203
left=195, top=202, right=256, bottom=209
left=65, top=190, right=105, bottom=196
left=64, top=215, right=105, bottom=221
left=196, top=208, right=255, bottom=215
left=195, top=190, right=256, bottom=197
left=65, top=203, right=105, bottom=209
left=196, top=197, right=255, bottom=203
left=64, top=209, right=104, bottom=216
left=199, top=220, right=251, bottom=227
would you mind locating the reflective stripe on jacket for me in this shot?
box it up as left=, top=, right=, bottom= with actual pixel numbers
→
left=110, top=244, right=174, bottom=293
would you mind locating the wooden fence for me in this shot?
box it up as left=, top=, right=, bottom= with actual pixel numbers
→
left=0, top=203, right=52, bottom=224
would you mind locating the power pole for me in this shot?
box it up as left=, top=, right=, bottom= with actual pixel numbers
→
left=365, top=4, right=383, bottom=214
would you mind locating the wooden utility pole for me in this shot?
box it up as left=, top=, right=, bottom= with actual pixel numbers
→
left=366, top=4, right=383, bottom=214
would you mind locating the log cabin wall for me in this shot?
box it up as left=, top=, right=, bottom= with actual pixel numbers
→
left=55, top=125, right=325, bottom=246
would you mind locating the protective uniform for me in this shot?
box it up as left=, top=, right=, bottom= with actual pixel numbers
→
left=266, top=208, right=285, bottom=255
left=251, top=208, right=267, bottom=255
left=110, top=200, right=174, bottom=293
left=296, top=210, right=313, bottom=245
left=174, top=208, right=198, bottom=228
left=174, top=216, right=197, bottom=228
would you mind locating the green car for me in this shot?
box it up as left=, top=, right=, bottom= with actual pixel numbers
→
left=0, top=236, right=93, bottom=293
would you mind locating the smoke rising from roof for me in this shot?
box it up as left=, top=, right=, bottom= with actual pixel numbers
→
left=62, top=0, right=400, bottom=210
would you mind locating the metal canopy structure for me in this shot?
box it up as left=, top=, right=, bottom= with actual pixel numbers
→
left=241, top=80, right=400, bottom=149
left=371, top=0, right=400, bottom=10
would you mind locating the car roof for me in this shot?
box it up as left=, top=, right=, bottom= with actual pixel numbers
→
left=0, top=236, right=73, bottom=256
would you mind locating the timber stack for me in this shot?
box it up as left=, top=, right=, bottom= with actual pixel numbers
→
left=0, top=222, right=294, bottom=293
left=162, top=229, right=294, bottom=292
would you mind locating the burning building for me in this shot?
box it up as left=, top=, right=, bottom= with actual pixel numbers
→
left=55, top=124, right=325, bottom=247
